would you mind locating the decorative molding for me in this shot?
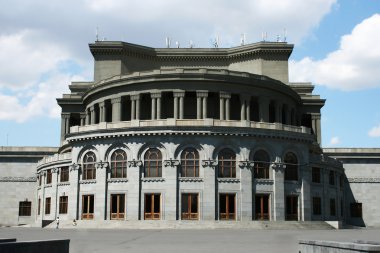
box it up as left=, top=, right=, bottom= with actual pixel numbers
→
left=285, top=180, right=301, bottom=186
left=348, top=178, right=380, bottom=183
left=254, top=179, right=274, bottom=185
left=70, top=163, right=80, bottom=172
left=141, top=177, right=165, bottom=182
left=44, top=184, right=52, bottom=188
left=179, top=177, right=203, bottom=182
left=108, top=178, right=129, bottom=183
left=239, top=160, right=255, bottom=168
left=0, top=176, right=36, bottom=182
left=164, top=159, right=180, bottom=167
left=57, top=182, right=70, bottom=186
left=79, top=179, right=96, bottom=184
left=217, top=178, right=240, bottom=183
left=128, top=159, right=142, bottom=167
left=52, top=168, right=59, bottom=173
left=271, top=163, right=286, bottom=173
left=95, top=161, right=108, bottom=169
left=202, top=159, right=217, bottom=168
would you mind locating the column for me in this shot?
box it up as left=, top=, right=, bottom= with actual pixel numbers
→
left=68, top=164, right=80, bottom=220
left=111, top=97, right=122, bottom=122
left=240, top=98, right=246, bottom=121
left=173, top=91, right=185, bottom=120
left=90, top=106, right=96, bottom=125
left=179, top=96, right=184, bottom=119
left=157, top=96, right=161, bottom=120
left=85, top=109, right=90, bottom=125
left=173, top=96, right=179, bottom=119
left=80, top=113, right=86, bottom=126
left=99, top=101, right=105, bottom=122
left=225, top=96, right=230, bottom=120
left=273, top=160, right=285, bottom=221
left=150, top=93, right=160, bottom=120
left=131, top=94, right=140, bottom=120
left=202, top=160, right=216, bottom=220
left=163, top=160, right=179, bottom=220
left=219, top=97, right=225, bottom=120
left=127, top=161, right=142, bottom=220
left=60, top=113, right=70, bottom=142
left=203, top=96, right=207, bottom=119
left=196, top=96, right=201, bottom=119
left=311, top=113, right=322, bottom=145
left=65, top=114, right=70, bottom=135
left=131, top=99, right=136, bottom=120
left=258, top=97, right=270, bottom=122
left=240, top=161, right=253, bottom=221
left=136, top=96, right=141, bottom=120
left=246, top=98, right=251, bottom=121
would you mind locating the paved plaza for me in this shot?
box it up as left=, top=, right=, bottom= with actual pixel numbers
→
left=1, top=227, right=379, bottom=253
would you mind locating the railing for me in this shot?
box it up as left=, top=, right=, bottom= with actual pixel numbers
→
left=69, top=119, right=311, bottom=135
left=37, top=152, right=71, bottom=167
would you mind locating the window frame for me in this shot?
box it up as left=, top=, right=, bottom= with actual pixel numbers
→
left=181, top=193, right=199, bottom=220
left=45, top=197, right=51, bottom=215
left=330, top=198, right=336, bottom=216
left=46, top=169, right=52, bottom=184
left=59, top=196, right=68, bottom=214
left=312, top=167, right=321, bottom=183
left=110, top=149, right=128, bottom=178
left=284, top=152, right=298, bottom=181
left=19, top=201, right=32, bottom=216
left=82, top=152, right=96, bottom=180
left=180, top=148, right=199, bottom=177
left=144, top=148, right=162, bottom=178
left=60, top=167, right=69, bottom=182
left=218, top=149, right=236, bottom=178
left=252, top=150, right=270, bottom=179
left=329, top=170, right=335, bottom=185
left=312, top=197, right=322, bottom=215
left=350, top=202, right=362, bottom=218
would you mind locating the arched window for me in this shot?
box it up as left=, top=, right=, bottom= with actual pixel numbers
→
left=218, top=148, right=236, bottom=178
left=144, top=148, right=162, bottom=177
left=284, top=152, right=298, bottom=181
left=110, top=149, right=127, bottom=178
left=83, top=151, right=96, bottom=180
left=180, top=148, right=199, bottom=177
left=253, top=150, right=270, bottom=179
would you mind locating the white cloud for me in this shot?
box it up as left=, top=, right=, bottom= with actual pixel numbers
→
left=369, top=124, right=380, bottom=137
left=290, top=14, right=380, bottom=90
left=329, top=136, right=340, bottom=145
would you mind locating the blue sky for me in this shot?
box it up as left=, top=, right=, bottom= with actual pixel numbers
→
left=0, top=0, right=379, bottom=148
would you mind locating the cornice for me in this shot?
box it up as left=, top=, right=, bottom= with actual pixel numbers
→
left=0, top=176, right=36, bottom=182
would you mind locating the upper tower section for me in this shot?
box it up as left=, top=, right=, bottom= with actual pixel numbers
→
left=89, top=41, right=293, bottom=84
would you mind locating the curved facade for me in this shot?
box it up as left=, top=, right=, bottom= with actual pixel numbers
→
left=35, top=41, right=345, bottom=224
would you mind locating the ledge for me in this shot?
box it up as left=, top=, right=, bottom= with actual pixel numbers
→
left=141, top=177, right=165, bottom=182
left=79, top=179, right=96, bottom=184
left=58, top=182, right=70, bottom=186
left=254, top=179, right=274, bottom=185
left=217, top=178, right=240, bottom=183
left=0, top=176, right=36, bottom=182
left=179, top=177, right=204, bottom=182
left=108, top=178, right=128, bottom=183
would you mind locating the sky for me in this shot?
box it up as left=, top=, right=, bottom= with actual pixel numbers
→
left=0, top=0, right=379, bottom=148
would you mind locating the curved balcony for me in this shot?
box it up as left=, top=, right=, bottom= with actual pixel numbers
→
left=36, top=152, right=72, bottom=170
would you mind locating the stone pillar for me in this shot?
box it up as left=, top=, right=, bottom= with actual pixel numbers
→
left=90, top=106, right=96, bottom=125
left=151, top=96, right=156, bottom=120
left=60, top=113, right=70, bottom=142
left=311, top=113, right=322, bottom=145
left=127, top=160, right=142, bottom=220
left=219, top=97, right=225, bottom=120
left=202, top=160, right=217, bottom=220
left=174, top=91, right=185, bottom=120
left=111, top=97, right=122, bottom=122
left=99, top=101, right=105, bottom=122
left=259, top=97, right=270, bottom=122
left=241, top=100, right=246, bottom=121
left=222, top=93, right=231, bottom=120
left=80, top=113, right=86, bottom=126
left=131, top=99, right=136, bottom=120
left=273, top=161, right=285, bottom=221
left=196, top=96, right=202, bottom=119
left=131, top=94, right=140, bottom=120
left=246, top=99, right=251, bottom=121
left=203, top=97, right=208, bottom=119
left=163, top=159, right=179, bottom=220
left=68, top=163, right=80, bottom=220
left=136, top=96, right=141, bottom=120
left=95, top=162, right=108, bottom=220
left=157, top=96, right=161, bottom=120
left=51, top=168, right=59, bottom=219
left=85, top=109, right=90, bottom=125
left=239, top=161, right=254, bottom=221
left=301, top=165, right=312, bottom=221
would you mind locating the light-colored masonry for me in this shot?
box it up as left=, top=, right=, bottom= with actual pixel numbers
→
left=0, top=41, right=379, bottom=227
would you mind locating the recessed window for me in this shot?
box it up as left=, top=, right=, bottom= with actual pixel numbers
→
left=45, top=197, right=51, bottom=215
left=38, top=198, right=41, bottom=215
left=144, top=193, right=161, bottom=220
left=330, top=198, right=336, bottom=216
left=83, top=152, right=96, bottom=180
left=82, top=195, right=94, bottom=220
left=181, top=193, right=199, bottom=220
left=253, top=150, right=270, bottom=179
left=60, top=167, right=69, bottom=182
left=46, top=169, right=52, bottom=184
left=111, top=194, right=125, bottom=220
left=110, top=150, right=127, bottom=178
left=312, top=167, right=321, bottom=183
left=219, top=193, right=236, bottom=220
left=312, top=197, right=321, bottom=215
left=19, top=201, right=31, bottom=216
left=59, top=196, right=68, bottom=214
left=286, top=195, right=298, bottom=220
left=255, top=194, right=270, bottom=220
left=181, top=148, right=199, bottom=177
left=329, top=171, right=335, bottom=185
left=350, top=203, right=362, bottom=218
left=284, top=152, right=298, bottom=181
left=144, top=148, right=162, bottom=177
left=218, top=149, right=236, bottom=178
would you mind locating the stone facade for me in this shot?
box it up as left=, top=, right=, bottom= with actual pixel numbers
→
left=0, top=41, right=379, bottom=227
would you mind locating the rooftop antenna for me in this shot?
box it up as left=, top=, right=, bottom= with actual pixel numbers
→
left=165, top=37, right=171, bottom=48
left=276, top=34, right=281, bottom=42
left=189, top=40, right=194, bottom=48
left=283, top=28, right=287, bottom=42
left=262, top=32, right=267, bottom=42
left=96, top=26, right=99, bottom=41
left=175, top=41, right=180, bottom=48
left=213, top=35, right=219, bottom=48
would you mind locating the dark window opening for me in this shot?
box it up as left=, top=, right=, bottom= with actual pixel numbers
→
left=330, top=198, right=336, bottom=216
left=45, top=197, right=51, bottom=215
left=82, top=195, right=94, bottom=220
left=207, top=92, right=219, bottom=119
left=59, top=196, right=68, bottom=214
left=111, top=194, right=125, bottom=220
left=219, top=194, right=236, bottom=220
left=350, top=203, right=362, bottom=218
left=19, top=201, right=31, bottom=216
left=250, top=98, right=259, bottom=122
left=46, top=169, right=52, bottom=184
left=269, top=101, right=276, bottom=123
left=60, top=167, right=69, bottom=182
left=253, top=150, right=270, bottom=179
left=110, top=149, right=127, bottom=178
left=284, top=152, right=298, bottom=181
left=286, top=195, right=298, bottom=220
left=121, top=96, right=132, bottom=121
left=180, top=148, right=199, bottom=177
left=83, top=152, right=96, bottom=180
left=312, top=167, right=321, bottom=183
left=184, top=92, right=197, bottom=119
left=161, top=92, right=174, bottom=119
left=218, top=149, right=236, bottom=178
left=255, top=195, right=270, bottom=220
left=181, top=193, right=199, bottom=220
left=312, top=197, right=321, bottom=215
left=329, top=170, right=335, bottom=185
left=144, top=148, right=162, bottom=177
left=140, top=93, right=151, bottom=120
left=230, top=94, right=240, bottom=120
left=144, top=193, right=160, bottom=220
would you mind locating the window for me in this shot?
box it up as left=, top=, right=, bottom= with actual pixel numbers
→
left=38, top=175, right=42, bottom=186
left=110, top=150, right=128, bottom=178
left=340, top=175, right=344, bottom=188
left=312, top=197, right=321, bottom=215
left=255, top=195, right=270, bottom=220
left=284, top=152, right=298, bottom=181
left=218, top=149, right=236, bottom=178
left=219, top=193, right=236, bottom=220
left=19, top=201, right=31, bottom=216
left=181, top=193, right=199, bottom=220
left=144, top=148, right=162, bottom=177
left=253, top=150, right=270, bottom=179
left=111, top=194, right=125, bottom=220
left=329, top=170, right=335, bottom=185
left=60, top=167, right=69, bottom=182
left=45, top=197, right=51, bottom=215
left=46, top=169, right=52, bottom=184
left=38, top=198, right=41, bottom=215
left=144, top=193, right=161, bottom=220
left=59, top=196, right=68, bottom=214
left=330, top=198, right=336, bottom=216
left=312, top=167, right=321, bottom=183
left=286, top=195, right=298, bottom=220
left=82, top=195, right=94, bottom=220
left=180, top=148, right=199, bottom=177
left=350, top=203, right=362, bottom=218
left=83, top=152, right=96, bottom=180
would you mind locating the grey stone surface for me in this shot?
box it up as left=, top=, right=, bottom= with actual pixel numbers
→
left=299, top=240, right=380, bottom=253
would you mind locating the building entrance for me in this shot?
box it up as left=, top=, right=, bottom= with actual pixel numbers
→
left=82, top=195, right=94, bottom=220
left=144, top=193, right=161, bottom=220
left=181, top=193, right=199, bottom=220
left=255, top=194, right=270, bottom=220
left=286, top=195, right=298, bottom=220
left=110, top=194, right=125, bottom=220
left=219, top=193, right=236, bottom=220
